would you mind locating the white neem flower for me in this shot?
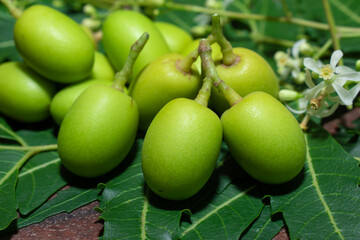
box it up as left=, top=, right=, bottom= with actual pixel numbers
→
left=303, top=50, right=360, bottom=105
left=286, top=70, right=340, bottom=118
left=274, top=39, right=308, bottom=83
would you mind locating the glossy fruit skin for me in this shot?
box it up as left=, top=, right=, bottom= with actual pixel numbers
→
left=129, top=53, right=202, bottom=131
left=211, top=47, right=279, bottom=114
left=14, top=5, right=94, bottom=83
left=102, top=10, right=170, bottom=79
left=57, top=85, right=138, bottom=178
left=142, top=98, right=223, bottom=200
left=155, top=21, right=193, bottom=53
left=221, top=91, right=306, bottom=184
left=50, top=79, right=112, bottom=125
left=0, top=62, right=56, bottom=122
left=181, top=39, right=222, bottom=73
left=89, top=51, right=115, bottom=81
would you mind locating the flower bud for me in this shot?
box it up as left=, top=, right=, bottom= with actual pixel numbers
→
left=356, top=59, right=360, bottom=71
left=279, top=89, right=304, bottom=102
left=82, top=18, right=101, bottom=31
left=311, top=71, right=319, bottom=80
left=83, top=4, right=97, bottom=16
left=294, top=72, right=306, bottom=84
left=299, top=42, right=314, bottom=56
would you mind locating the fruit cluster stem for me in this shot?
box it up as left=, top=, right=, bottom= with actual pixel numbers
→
left=194, top=76, right=213, bottom=107
left=1, top=0, right=22, bottom=19
left=208, top=14, right=237, bottom=66
left=176, top=50, right=198, bottom=73
left=198, top=39, right=242, bottom=107
left=112, top=32, right=149, bottom=92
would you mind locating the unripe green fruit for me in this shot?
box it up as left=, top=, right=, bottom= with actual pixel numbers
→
left=129, top=53, right=202, bottom=131
left=181, top=39, right=222, bottom=73
left=14, top=5, right=94, bottom=83
left=57, top=85, right=138, bottom=178
left=211, top=48, right=279, bottom=114
left=80, top=25, right=97, bottom=49
left=221, top=91, right=306, bottom=184
left=0, top=62, right=56, bottom=122
left=102, top=10, right=170, bottom=78
left=142, top=98, right=222, bottom=200
left=50, top=79, right=113, bottom=125
left=89, top=51, right=115, bottom=81
left=155, top=21, right=193, bottom=53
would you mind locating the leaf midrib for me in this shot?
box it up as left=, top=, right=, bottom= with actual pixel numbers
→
left=305, top=135, right=345, bottom=240
left=18, top=158, right=61, bottom=178
left=181, top=185, right=257, bottom=238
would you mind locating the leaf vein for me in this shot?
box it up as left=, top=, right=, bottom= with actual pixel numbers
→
left=305, top=135, right=345, bottom=240
left=181, top=185, right=256, bottom=238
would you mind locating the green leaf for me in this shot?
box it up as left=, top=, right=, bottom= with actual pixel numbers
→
left=99, top=139, right=264, bottom=240
left=0, top=117, right=59, bottom=230
left=99, top=139, right=186, bottom=240
left=270, top=128, right=360, bottom=240
left=16, top=151, right=66, bottom=215
left=0, top=118, right=20, bottom=142
left=240, top=204, right=284, bottom=240
left=16, top=186, right=100, bottom=228
left=180, top=183, right=263, bottom=240
left=0, top=149, right=26, bottom=230
left=0, top=5, right=21, bottom=62
left=0, top=163, right=18, bottom=230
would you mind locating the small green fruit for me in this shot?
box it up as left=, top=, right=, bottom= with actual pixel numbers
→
left=129, top=53, right=202, bottom=131
left=89, top=51, right=115, bottom=81
left=102, top=10, right=170, bottom=78
left=211, top=47, right=279, bottom=114
left=50, top=79, right=112, bottom=125
left=142, top=98, right=222, bottom=200
left=14, top=5, right=94, bottom=83
left=221, top=91, right=306, bottom=184
left=155, top=21, right=193, bottom=53
left=0, top=62, right=56, bottom=122
left=57, top=85, right=138, bottom=177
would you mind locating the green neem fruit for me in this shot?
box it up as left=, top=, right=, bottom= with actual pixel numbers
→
left=102, top=10, right=170, bottom=78
left=89, top=51, right=115, bottom=81
left=142, top=98, right=222, bottom=200
left=57, top=85, right=138, bottom=178
left=221, top=91, right=306, bottom=184
left=14, top=5, right=94, bottom=83
left=129, top=53, right=202, bottom=131
left=180, top=39, right=222, bottom=73
left=155, top=21, right=193, bottom=53
left=50, top=79, right=112, bottom=125
left=0, top=62, right=56, bottom=122
left=211, top=47, right=279, bottom=114
left=80, top=25, right=97, bottom=49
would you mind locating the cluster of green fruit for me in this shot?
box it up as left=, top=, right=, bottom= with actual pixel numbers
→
left=0, top=4, right=306, bottom=201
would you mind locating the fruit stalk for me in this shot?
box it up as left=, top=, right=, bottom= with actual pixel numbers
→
left=1, top=0, right=22, bottom=18
left=194, top=76, right=213, bottom=107
left=111, top=32, right=149, bottom=92
left=176, top=48, right=199, bottom=73
left=198, top=39, right=242, bottom=107
left=208, top=14, right=237, bottom=66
